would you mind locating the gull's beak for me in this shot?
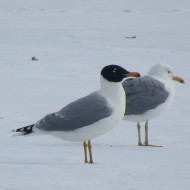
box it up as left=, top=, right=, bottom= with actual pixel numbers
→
left=124, top=72, right=141, bottom=78
left=172, top=76, right=185, bottom=84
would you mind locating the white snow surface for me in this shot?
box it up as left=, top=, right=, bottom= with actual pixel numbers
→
left=0, top=0, right=190, bottom=189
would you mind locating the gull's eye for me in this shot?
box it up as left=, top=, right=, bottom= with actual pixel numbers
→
left=167, top=70, right=171, bottom=74
left=113, top=68, right=118, bottom=73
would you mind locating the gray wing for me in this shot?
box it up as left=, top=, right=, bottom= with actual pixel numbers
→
left=35, top=92, right=113, bottom=132
left=122, top=76, right=169, bottom=115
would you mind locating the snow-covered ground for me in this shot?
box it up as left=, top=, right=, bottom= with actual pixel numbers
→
left=0, top=0, right=190, bottom=189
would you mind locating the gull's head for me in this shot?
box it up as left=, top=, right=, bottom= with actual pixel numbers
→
left=148, top=63, right=184, bottom=84
left=101, top=65, right=140, bottom=82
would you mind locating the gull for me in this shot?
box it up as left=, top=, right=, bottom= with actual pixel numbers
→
left=12, top=65, right=140, bottom=163
left=122, top=63, right=184, bottom=147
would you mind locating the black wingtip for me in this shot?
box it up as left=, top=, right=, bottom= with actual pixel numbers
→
left=12, top=124, right=35, bottom=135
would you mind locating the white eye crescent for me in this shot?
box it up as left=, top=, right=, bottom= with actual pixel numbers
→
left=113, top=68, right=117, bottom=73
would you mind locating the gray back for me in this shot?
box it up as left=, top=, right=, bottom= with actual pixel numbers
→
left=122, top=76, right=169, bottom=115
left=36, top=92, right=113, bottom=131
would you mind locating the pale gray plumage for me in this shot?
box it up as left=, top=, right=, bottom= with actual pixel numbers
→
left=123, top=76, right=169, bottom=115
left=122, top=63, right=184, bottom=147
left=35, top=92, right=113, bottom=132
left=12, top=64, right=141, bottom=163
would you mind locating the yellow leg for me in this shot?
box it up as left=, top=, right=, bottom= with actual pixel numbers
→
left=83, top=141, right=88, bottom=163
left=137, top=122, right=143, bottom=146
left=144, top=121, right=162, bottom=147
left=88, top=140, right=94, bottom=164
left=144, top=121, right=149, bottom=146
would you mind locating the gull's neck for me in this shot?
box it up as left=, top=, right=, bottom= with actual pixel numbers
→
left=100, top=75, right=125, bottom=103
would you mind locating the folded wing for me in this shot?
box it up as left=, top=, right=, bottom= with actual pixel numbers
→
left=35, top=92, right=113, bottom=131
left=122, top=76, right=169, bottom=115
